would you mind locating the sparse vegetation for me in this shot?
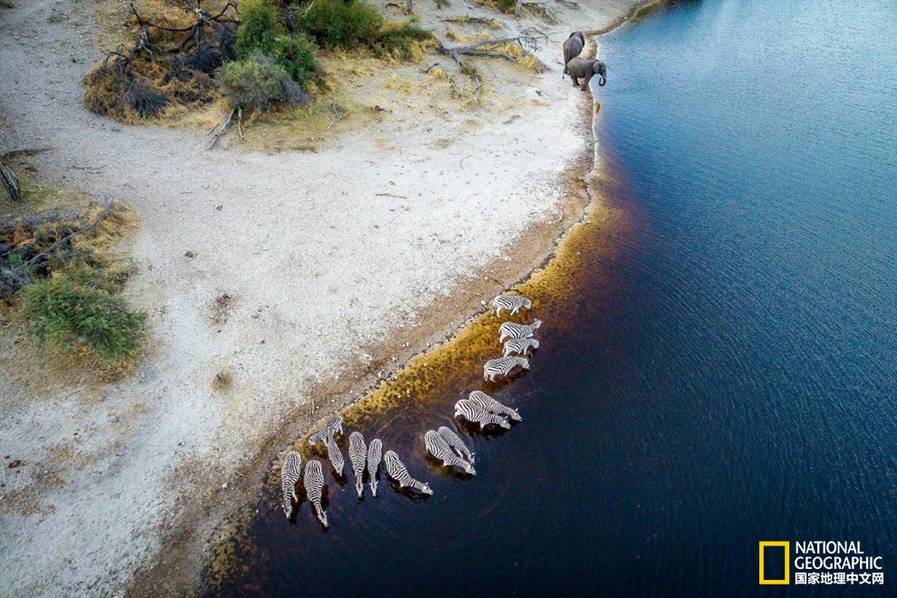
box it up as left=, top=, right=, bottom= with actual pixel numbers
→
left=23, top=269, right=147, bottom=366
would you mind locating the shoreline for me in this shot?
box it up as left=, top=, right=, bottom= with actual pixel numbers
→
left=195, top=8, right=657, bottom=593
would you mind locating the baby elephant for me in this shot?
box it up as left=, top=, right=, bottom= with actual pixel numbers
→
left=562, top=32, right=585, bottom=77
left=566, top=57, right=607, bottom=90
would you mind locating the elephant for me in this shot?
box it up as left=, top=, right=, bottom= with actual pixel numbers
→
left=562, top=32, right=585, bottom=77
left=565, top=57, right=607, bottom=90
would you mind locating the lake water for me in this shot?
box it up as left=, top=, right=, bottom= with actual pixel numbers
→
left=215, top=0, right=897, bottom=594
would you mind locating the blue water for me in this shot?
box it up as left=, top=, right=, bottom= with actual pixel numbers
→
left=217, top=1, right=897, bottom=594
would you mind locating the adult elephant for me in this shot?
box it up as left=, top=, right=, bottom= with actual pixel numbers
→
left=562, top=32, right=586, bottom=77
left=565, top=57, right=607, bottom=90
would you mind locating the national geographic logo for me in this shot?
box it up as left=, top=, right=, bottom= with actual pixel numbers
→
left=759, top=540, right=885, bottom=586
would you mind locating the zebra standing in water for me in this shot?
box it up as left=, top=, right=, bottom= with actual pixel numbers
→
left=303, top=460, right=328, bottom=527
left=503, top=337, right=540, bottom=357
left=469, top=390, right=523, bottom=422
left=492, top=294, right=533, bottom=317
left=384, top=450, right=433, bottom=495
left=367, top=438, right=383, bottom=497
left=349, top=431, right=367, bottom=498
left=280, top=451, right=302, bottom=519
left=424, top=430, right=475, bottom=474
left=324, top=434, right=345, bottom=477
left=437, top=426, right=475, bottom=465
left=308, top=415, right=344, bottom=445
left=498, top=319, right=542, bottom=343
left=483, top=356, right=530, bottom=381
left=454, top=399, right=512, bottom=430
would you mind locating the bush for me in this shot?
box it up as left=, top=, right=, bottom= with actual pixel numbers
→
left=215, top=51, right=310, bottom=109
left=24, top=270, right=147, bottom=364
left=272, top=34, right=320, bottom=88
left=235, top=0, right=282, bottom=57
left=373, top=19, right=431, bottom=58
left=294, top=0, right=384, bottom=48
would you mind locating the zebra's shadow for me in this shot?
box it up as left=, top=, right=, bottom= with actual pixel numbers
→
left=386, top=479, right=432, bottom=502
left=424, top=454, right=475, bottom=481
left=454, top=417, right=514, bottom=438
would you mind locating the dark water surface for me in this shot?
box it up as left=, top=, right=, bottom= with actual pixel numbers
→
left=217, top=1, right=897, bottom=594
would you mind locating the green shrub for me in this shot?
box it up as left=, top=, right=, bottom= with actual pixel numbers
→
left=235, top=0, right=282, bottom=57
left=24, top=270, right=147, bottom=364
left=272, top=33, right=320, bottom=88
left=294, top=0, right=384, bottom=48
left=496, top=0, right=515, bottom=11
left=216, top=51, right=310, bottom=109
left=372, top=19, right=431, bottom=58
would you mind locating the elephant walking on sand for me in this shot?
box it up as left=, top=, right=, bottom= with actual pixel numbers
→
left=565, top=57, right=607, bottom=91
left=562, top=31, right=585, bottom=77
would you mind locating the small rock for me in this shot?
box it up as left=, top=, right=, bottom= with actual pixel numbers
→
left=184, top=250, right=196, bottom=258
left=8, top=459, right=22, bottom=469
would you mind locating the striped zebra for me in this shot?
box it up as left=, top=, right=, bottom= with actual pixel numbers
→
left=308, top=415, right=344, bottom=445
left=492, top=294, right=532, bottom=317
left=324, top=434, right=345, bottom=477
left=498, top=319, right=542, bottom=343
left=425, top=430, right=475, bottom=474
left=303, top=460, right=328, bottom=527
left=280, top=451, right=302, bottom=519
left=483, top=356, right=530, bottom=381
left=437, top=426, right=475, bottom=465
left=454, top=399, right=512, bottom=430
left=367, top=438, right=383, bottom=497
left=349, top=431, right=367, bottom=498
left=502, top=337, right=540, bottom=357
left=384, top=450, right=433, bottom=495
left=469, top=390, right=522, bottom=422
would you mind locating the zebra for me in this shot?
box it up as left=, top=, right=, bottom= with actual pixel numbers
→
left=424, top=430, right=475, bottom=474
left=492, top=294, right=533, bottom=317
left=280, top=451, right=302, bottom=519
left=503, top=337, right=540, bottom=357
left=384, top=450, right=433, bottom=495
left=498, top=319, right=542, bottom=343
left=324, top=434, right=345, bottom=477
left=349, top=431, right=367, bottom=498
left=469, top=390, right=522, bottom=422
left=483, top=356, right=530, bottom=381
left=308, top=415, right=344, bottom=445
left=367, top=438, right=383, bottom=497
left=303, top=460, right=328, bottom=527
left=454, top=399, right=512, bottom=430
left=437, top=426, right=475, bottom=465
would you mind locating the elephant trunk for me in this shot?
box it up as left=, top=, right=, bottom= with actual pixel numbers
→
left=598, top=75, right=607, bottom=87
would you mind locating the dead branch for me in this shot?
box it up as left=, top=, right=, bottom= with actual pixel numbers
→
left=442, top=16, right=501, bottom=27
left=25, top=204, right=117, bottom=269
left=555, top=0, right=580, bottom=9
left=1, top=161, right=20, bottom=203
left=208, top=105, right=237, bottom=149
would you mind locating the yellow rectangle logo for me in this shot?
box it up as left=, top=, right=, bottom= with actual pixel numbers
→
left=759, top=541, right=791, bottom=585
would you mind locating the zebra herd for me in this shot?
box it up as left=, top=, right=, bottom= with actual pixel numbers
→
left=280, top=292, right=541, bottom=528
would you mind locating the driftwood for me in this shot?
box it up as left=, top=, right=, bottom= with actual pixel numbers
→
left=437, top=28, right=548, bottom=65
left=514, top=0, right=558, bottom=23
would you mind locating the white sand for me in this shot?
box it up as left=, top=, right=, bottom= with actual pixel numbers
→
left=0, top=0, right=642, bottom=594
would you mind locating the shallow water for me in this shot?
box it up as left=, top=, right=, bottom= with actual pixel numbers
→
left=215, top=0, right=897, bottom=594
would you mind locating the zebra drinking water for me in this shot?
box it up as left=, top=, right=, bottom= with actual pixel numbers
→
left=454, top=399, right=512, bottom=430
left=498, top=319, right=542, bottom=343
left=492, top=294, right=533, bottom=317
left=308, top=415, right=344, bottom=445
left=367, top=438, right=383, bottom=497
left=384, top=450, right=433, bottom=495
left=502, top=337, right=540, bottom=357
left=424, top=430, right=476, bottom=475
left=349, top=431, right=367, bottom=498
left=280, top=451, right=302, bottom=519
left=437, top=426, right=475, bottom=465
left=483, top=356, right=530, bottom=381
left=303, top=460, right=328, bottom=528
left=469, top=390, right=523, bottom=422
left=324, top=434, right=345, bottom=477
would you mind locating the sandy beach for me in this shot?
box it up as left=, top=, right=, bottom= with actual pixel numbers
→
left=0, top=0, right=646, bottom=594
